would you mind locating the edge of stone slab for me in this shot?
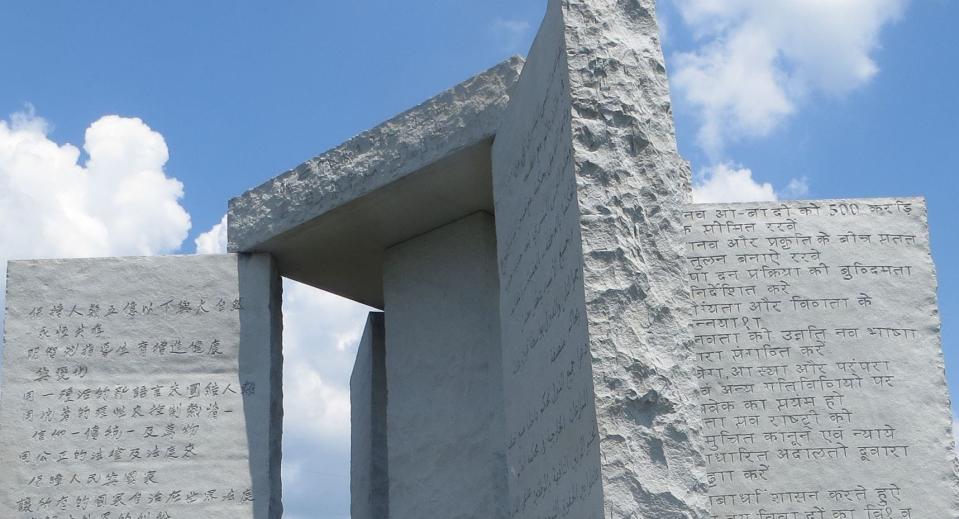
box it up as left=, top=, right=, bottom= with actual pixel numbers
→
left=4, top=253, right=245, bottom=267
left=227, top=56, right=526, bottom=253
left=685, top=196, right=927, bottom=208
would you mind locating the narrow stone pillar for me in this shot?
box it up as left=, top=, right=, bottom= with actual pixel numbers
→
left=350, top=312, right=389, bottom=518
left=382, top=212, right=507, bottom=519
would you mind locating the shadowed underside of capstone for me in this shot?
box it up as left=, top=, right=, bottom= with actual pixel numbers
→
left=228, top=0, right=707, bottom=517
left=227, top=57, right=524, bottom=309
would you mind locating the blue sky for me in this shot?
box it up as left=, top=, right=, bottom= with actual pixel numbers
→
left=0, top=1, right=956, bottom=517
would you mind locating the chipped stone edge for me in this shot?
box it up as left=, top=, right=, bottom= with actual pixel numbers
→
left=561, top=0, right=710, bottom=516
left=227, top=57, right=525, bottom=253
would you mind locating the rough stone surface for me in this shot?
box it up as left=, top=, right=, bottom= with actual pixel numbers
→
left=491, top=2, right=604, bottom=517
left=562, top=0, right=707, bottom=517
left=350, top=312, right=388, bottom=519
left=227, top=57, right=524, bottom=254
left=382, top=212, right=507, bottom=519
left=0, top=254, right=283, bottom=518
left=685, top=198, right=959, bottom=518
left=491, top=0, right=706, bottom=517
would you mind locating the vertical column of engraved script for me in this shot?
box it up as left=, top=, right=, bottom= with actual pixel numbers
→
left=0, top=257, right=265, bottom=519
left=491, top=4, right=604, bottom=516
left=684, top=198, right=956, bottom=519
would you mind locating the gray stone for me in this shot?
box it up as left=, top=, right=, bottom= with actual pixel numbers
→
left=350, top=312, right=388, bottom=519
left=382, top=212, right=507, bottom=519
left=683, top=198, right=959, bottom=518
left=491, top=0, right=705, bottom=516
left=227, top=58, right=524, bottom=308
left=0, top=254, right=282, bottom=518
left=4, top=1, right=956, bottom=518
left=224, top=0, right=708, bottom=516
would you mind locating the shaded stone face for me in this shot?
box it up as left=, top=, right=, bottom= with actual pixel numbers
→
left=382, top=213, right=506, bottom=519
left=489, top=4, right=604, bottom=516
left=0, top=254, right=282, bottom=519
left=226, top=59, right=525, bottom=309
left=684, top=198, right=957, bottom=519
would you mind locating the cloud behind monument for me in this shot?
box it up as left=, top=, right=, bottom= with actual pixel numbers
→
left=670, top=0, right=907, bottom=155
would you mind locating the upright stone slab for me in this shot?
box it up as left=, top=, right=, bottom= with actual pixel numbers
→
left=683, top=198, right=959, bottom=518
left=0, top=254, right=282, bottom=519
left=491, top=0, right=704, bottom=517
left=350, top=312, right=388, bottom=519
left=382, top=212, right=507, bottom=519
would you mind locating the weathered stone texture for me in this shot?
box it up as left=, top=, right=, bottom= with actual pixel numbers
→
left=0, top=254, right=283, bottom=519
left=563, top=0, right=707, bottom=517
left=228, top=58, right=523, bottom=254
left=492, top=0, right=706, bottom=517
left=382, top=213, right=507, bottom=519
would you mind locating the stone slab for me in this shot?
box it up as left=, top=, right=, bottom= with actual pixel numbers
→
left=350, top=312, right=388, bottom=519
left=491, top=0, right=704, bottom=517
left=491, top=3, right=603, bottom=516
left=563, top=0, right=707, bottom=516
left=382, top=212, right=507, bottom=519
left=683, top=198, right=958, bottom=518
left=0, top=254, right=282, bottom=519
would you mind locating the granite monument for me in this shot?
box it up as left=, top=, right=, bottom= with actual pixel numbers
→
left=1, top=0, right=956, bottom=518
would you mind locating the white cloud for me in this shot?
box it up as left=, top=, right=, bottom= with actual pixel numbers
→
left=280, top=279, right=371, bottom=516
left=491, top=18, right=533, bottom=54
left=195, top=213, right=228, bottom=254
left=195, top=216, right=368, bottom=441
left=692, top=163, right=812, bottom=203
left=282, top=279, right=369, bottom=441
left=0, top=108, right=189, bottom=260
left=693, top=163, right=777, bottom=203
left=671, top=0, right=906, bottom=155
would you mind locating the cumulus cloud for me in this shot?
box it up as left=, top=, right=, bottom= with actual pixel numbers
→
left=197, top=218, right=371, bottom=518
left=0, top=108, right=189, bottom=260
left=692, top=163, right=777, bottom=203
left=692, top=163, right=811, bottom=203
left=195, top=213, right=228, bottom=255
left=671, top=0, right=907, bottom=154
left=281, top=280, right=369, bottom=442
left=0, top=108, right=190, bottom=336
